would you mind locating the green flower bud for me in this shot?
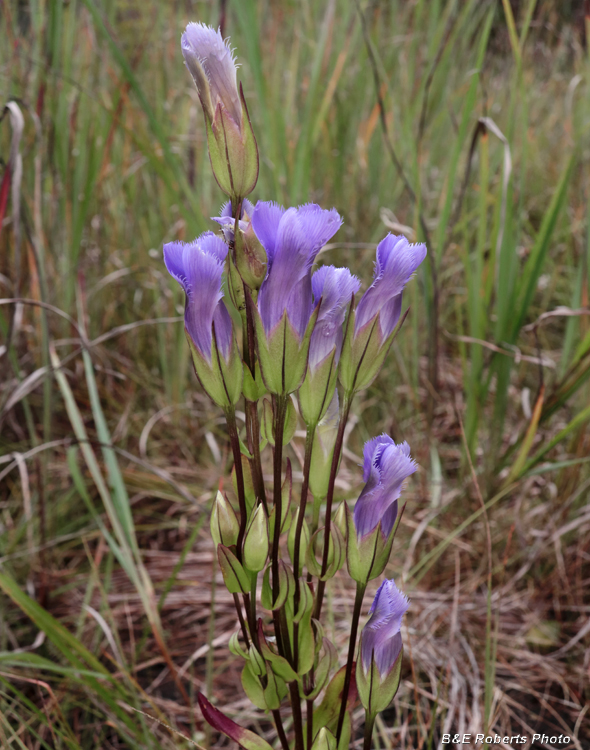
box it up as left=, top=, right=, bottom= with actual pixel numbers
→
left=210, top=490, right=240, bottom=548
left=312, top=728, right=337, bottom=750
left=235, top=221, right=267, bottom=290
left=243, top=505, right=269, bottom=573
left=288, top=508, right=310, bottom=577
left=217, top=544, right=250, bottom=594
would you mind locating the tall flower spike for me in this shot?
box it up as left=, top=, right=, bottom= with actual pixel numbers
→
left=164, top=232, right=242, bottom=408
left=250, top=201, right=343, bottom=394
left=346, top=435, right=417, bottom=584
left=299, top=265, right=360, bottom=424
left=181, top=24, right=258, bottom=203
left=357, top=580, right=408, bottom=716
left=340, top=234, right=427, bottom=393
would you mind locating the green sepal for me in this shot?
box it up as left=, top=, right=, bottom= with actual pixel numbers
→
left=306, top=525, right=346, bottom=581
left=237, top=82, right=260, bottom=200
left=356, top=635, right=403, bottom=713
left=243, top=504, right=269, bottom=573
left=227, top=255, right=247, bottom=316
left=311, top=728, right=337, bottom=750
left=232, top=455, right=256, bottom=516
left=302, top=638, right=337, bottom=700
left=257, top=621, right=299, bottom=683
left=217, top=544, right=250, bottom=594
left=254, top=305, right=319, bottom=395
left=345, top=504, right=398, bottom=584
left=186, top=327, right=243, bottom=408
left=298, top=348, right=337, bottom=426
left=309, top=419, right=340, bottom=500
left=228, top=630, right=249, bottom=659
left=339, top=308, right=408, bottom=394
left=260, top=396, right=297, bottom=447
left=293, top=580, right=314, bottom=626
left=313, top=664, right=357, bottom=738
left=288, top=509, right=310, bottom=577
left=297, top=619, right=316, bottom=677
left=249, top=645, right=266, bottom=677
left=333, top=501, right=347, bottom=538
left=268, top=459, right=292, bottom=539
left=241, top=661, right=267, bottom=710
left=263, top=663, right=286, bottom=711
left=205, top=88, right=258, bottom=203
left=261, top=560, right=294, bottom=611
left=243, top=361, right=267, bottom=401
left=311, top=619, right=325, bottom=657
left=210, top=490, right=240, bottom=548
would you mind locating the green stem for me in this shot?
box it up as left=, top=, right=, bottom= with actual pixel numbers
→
left=271, top=394, right=289, bottom=603
left=224, top=406, right=248, bottom=556
left=363, top=712, right=377, bottom=750
left=293, top=423, right=316, bottom=590
left=336, top=581, right=366, bottom=742
left=232, top=593, right=250, bottom=649
left=313, top=392, right=353, bottom=620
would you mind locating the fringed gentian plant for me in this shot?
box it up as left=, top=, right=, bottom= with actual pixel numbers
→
left=162, top=23, right=427, bottom=750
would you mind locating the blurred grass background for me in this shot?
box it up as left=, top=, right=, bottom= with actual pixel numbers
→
left=1, top=0, right=589, bottom=747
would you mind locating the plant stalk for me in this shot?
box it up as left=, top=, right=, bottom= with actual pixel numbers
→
left=336, top=581, right=366, bottom=742
left=224, top=406, right=248, bottom=556
left=313, top=392, right=352, bottom=620
left=363, top=711, right=377, bottom=750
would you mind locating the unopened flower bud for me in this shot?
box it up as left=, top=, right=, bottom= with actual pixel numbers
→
left=357, top=580, right=408, bottom=714
left=210, top=490, right=240, bottom=548
left=181, top=24, right=258, bottom=204
left=235, top=221, right=268, bottom=290
left=311, top=728, right=337, bottom=750
left=243, top=505, right=269, bottom=573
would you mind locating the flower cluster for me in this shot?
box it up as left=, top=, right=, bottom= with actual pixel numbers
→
left=163, top=23, right=425, bottom=750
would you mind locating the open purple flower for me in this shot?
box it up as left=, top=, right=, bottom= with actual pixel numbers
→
left=252, top=202, right=343, bottom=339
left=355, top=234, right=427, bottom=340
left=361, top=579, right=409, bottom=677
left=353, top=435, right=417, bottom=540
left=163, top=231, right=232, bottom=364
left=309, top=266, right=360, bottom=372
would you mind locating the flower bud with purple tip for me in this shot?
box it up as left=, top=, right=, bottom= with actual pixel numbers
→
left=299, top=265, right=360, bottom=425
left=340, top=234, right=427, bottom=393
left=250, top=201, right=343, bottom=394
left=356, top=579, right=408, bottom=715
left=164, top=232, right=242, bottom=408
left=181, top=24, right=258, bottom=204
left=346, top=435, right=417, bottom=583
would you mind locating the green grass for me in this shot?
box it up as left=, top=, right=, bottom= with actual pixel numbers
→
left=1, top=0, right=589, bottom=747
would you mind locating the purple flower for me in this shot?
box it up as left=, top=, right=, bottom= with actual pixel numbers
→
left=181, top=24, right=258, bottom=202
left=211, top=199, right=255, bottom=242
left=181, top=24, right=241, bottom=126
left=309, top=266, right=361, bottom=372
left=252, top=202, right=343, bottom=338
left=355, top=234, right=427, bottom=340
left=353, top=435, right=417, bottom=540
left=361, top=579, right=409, bottom=677
left=164, top=232, right=233, bottom=363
